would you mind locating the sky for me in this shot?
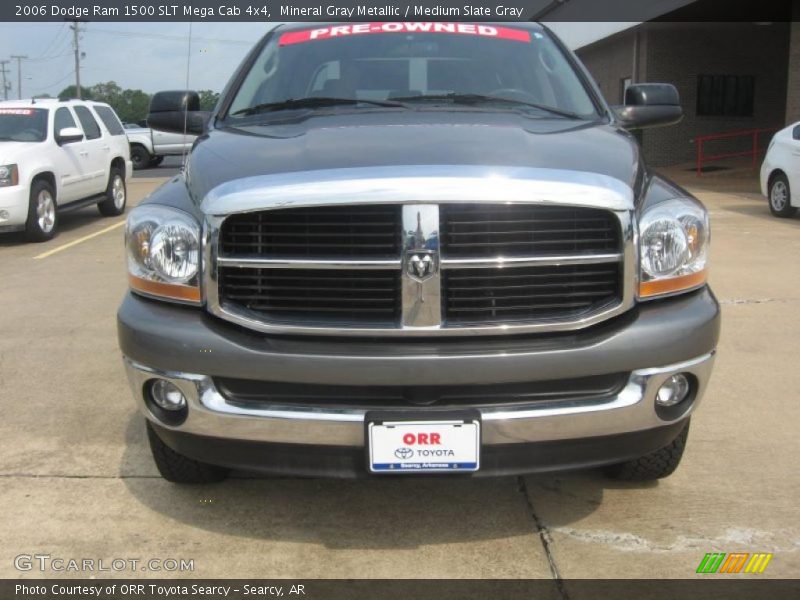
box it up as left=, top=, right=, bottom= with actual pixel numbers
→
left=0, top=21, right=636, bottom=99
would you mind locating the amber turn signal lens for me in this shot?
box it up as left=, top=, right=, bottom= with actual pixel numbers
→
left=639, top=270, right=707, bottom=298
left=129, top=274, right=201, bottom=303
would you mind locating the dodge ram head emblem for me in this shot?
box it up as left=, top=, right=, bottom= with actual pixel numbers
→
left=406, top=251, right=438, bottom=281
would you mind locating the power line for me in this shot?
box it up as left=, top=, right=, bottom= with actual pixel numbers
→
left=10, top=55, right=28, bottom=99
left=30, top=70, right=75, bottom=95
left=32, top=23, right=68, bottom=60
left=85, top=27, right=254, bottom=45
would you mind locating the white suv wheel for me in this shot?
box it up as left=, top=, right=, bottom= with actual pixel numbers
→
left=36, top=189, right=56, bottom=233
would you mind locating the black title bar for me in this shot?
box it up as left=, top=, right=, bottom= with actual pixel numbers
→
left=3, top=0, right=798, bottom=22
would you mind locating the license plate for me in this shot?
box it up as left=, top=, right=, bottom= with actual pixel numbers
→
left=367, top=418, right=480, bottom=473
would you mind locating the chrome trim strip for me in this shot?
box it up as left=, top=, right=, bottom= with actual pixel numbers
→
left=124, top=352, right=714, bottom=447
left=217, top=257, right=402, bottom=270
left=401, top=204, right=442, bottom=328
left=441, top=253, right=623, bottom=269
left=202, top=166, right=634, bottom=215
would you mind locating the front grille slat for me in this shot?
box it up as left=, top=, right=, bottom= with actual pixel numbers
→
left=443, top=263, right=621, bottom=325
left=220, top=205, right=401, bottom=258
left=218, top=267, right=401, bottom=326
left=214, top=372, right=629, bottom=410
left=441, top=204, right=620, bottom=258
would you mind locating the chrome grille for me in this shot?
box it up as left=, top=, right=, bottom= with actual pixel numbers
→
left=209, top=190, right=632, bottom=337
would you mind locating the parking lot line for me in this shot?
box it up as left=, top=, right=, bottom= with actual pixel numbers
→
left=33, top=220, right=125, bottom=260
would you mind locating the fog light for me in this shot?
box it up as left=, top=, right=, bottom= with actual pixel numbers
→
left=656, top=373, right=691, bottom=407
left=0, top=210, right=9, bottom=222
left=149, top=379, right=187, bottom=411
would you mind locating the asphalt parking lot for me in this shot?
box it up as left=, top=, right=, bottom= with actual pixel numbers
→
left=0, top=175, right=798, bottom=583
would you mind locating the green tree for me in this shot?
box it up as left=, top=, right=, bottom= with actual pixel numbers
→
left=57, top=85, right=94, bottom=101
left=115, top=88, right=151, bottom=123
left=198, top=90, right=220, bottom=111
left=89, top=81, right=123, bottom=106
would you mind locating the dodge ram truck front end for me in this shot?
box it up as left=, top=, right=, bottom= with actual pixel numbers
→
left=117, top=22, right=719, bottom=483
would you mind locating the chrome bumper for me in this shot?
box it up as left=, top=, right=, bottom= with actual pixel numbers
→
left=123, top=353, right=715, bottom=447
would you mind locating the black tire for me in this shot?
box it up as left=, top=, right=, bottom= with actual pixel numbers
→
left=147, top=422, right=229, bottom=484
left=25, top=179, right=58, bottom=242
left=768, top=173, right=797, bottom=218
left=130, top=144, right=151, bottom=170
left=98, top=167, right=127, bottom=217
left=149, top=156, right=164, bottom=167
left=605, top=420, right=690, bottom=481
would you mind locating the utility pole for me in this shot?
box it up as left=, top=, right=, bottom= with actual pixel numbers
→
left=10, top=55, right=27, bottom=100
left=69, top=20, right=83, bottom=99
left=0, top=60, right=9, bottom=100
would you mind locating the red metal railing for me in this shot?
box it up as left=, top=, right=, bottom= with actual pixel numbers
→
left=695, top=127, right=778, bottom=176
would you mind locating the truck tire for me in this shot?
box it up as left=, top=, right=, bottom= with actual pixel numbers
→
left=605, top=420, right=690, bottom=481
left=768, top=173, right=797, bottom=218
left=98, top=167, right=127, bottom=217
left=147, top=422, right=229, bottom=484
left=130, top=145, right=151, bottom=170
left=25, top=179, right=58, bottom=242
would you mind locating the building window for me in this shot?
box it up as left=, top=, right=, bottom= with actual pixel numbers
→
left=620, top=77, right=632, bottom=103
left=696, top=75, right=755, bottom=117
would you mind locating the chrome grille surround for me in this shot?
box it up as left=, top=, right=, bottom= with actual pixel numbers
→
left=203, top=166, right=636, bottom=337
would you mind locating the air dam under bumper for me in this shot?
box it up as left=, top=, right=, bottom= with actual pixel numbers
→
left=118, top=288, right=719, bottom=476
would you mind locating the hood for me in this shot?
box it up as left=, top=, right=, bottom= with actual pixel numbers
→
left=185, top=111, right=643, bottom=205
left=0, top=141, right=44, bottom=165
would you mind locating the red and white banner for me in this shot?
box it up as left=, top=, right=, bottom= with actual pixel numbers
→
left=0, top=108, right=34, bottom=115
left=279, top=22, right=531, bottom=46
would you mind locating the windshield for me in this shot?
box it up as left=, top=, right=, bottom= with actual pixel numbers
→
left=0, top=108, right=48, bottom=142
left=226, top=23, right=599, bottom=120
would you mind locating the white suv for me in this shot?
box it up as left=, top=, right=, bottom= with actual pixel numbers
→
left=0, top=99, right=132, bottom=242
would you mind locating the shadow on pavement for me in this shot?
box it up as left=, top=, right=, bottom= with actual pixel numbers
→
left=718, top=200, right=800, bottom=224
left=0, top=206, right=121, bottom=247
left=120, top=415, right=654, bottom=549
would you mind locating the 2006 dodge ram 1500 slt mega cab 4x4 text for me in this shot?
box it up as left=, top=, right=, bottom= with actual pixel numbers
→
left=118, top=22, right=719, bottom=483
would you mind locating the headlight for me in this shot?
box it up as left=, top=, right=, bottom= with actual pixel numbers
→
left=0, top=164, right=18, bottom=187
left=125, top=205, right=201, bottom=304
left=638, top=197, right=709, bottom=299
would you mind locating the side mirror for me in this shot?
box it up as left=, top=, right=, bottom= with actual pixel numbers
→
left=147, top=90, right=209, bottom=135
left=56, top=127, right=84, bottom=145
left=612, top=83, right=683, bottom=130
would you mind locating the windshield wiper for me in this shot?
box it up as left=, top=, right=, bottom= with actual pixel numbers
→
left=390, top=93, right=584, bottom=119
left=230, top=97, right=407, bottom=117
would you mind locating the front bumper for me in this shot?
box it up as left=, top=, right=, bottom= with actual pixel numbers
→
left=0, top=185, right=29, bottom=231
left=118, top=288, right=720, bottom=475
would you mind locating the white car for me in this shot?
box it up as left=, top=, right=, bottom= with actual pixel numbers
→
left=0, top=98, right=132, bottom=242
left=125, top=124, right=195, bottom=170
left=761, top=122, right=800, bottom=218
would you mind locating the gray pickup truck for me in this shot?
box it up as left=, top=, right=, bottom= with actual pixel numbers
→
left=124, top=123, right=195, bottom=169
left=118, top=22, right=719, bottom=483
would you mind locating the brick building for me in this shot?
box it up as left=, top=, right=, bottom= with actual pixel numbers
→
left=561, top=0, right=800, bottom=166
